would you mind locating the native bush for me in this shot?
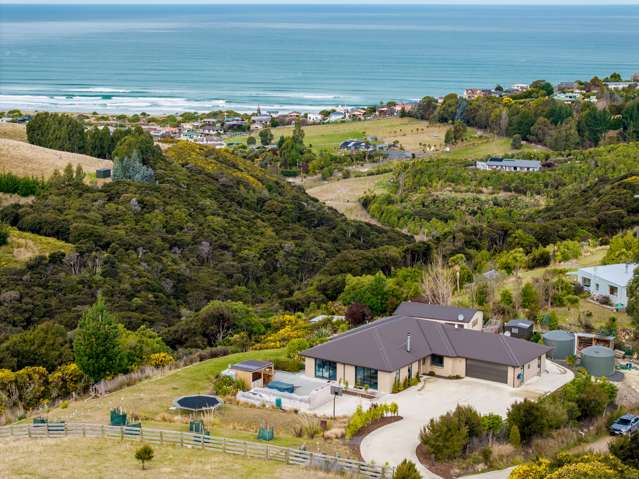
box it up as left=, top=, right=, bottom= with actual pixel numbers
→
left=420, top=411, right=468, bottom=461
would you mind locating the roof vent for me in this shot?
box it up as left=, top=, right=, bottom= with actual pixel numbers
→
left=407, top=332, right=411, bottom=353
left=458, top=314, right=465, bottom=322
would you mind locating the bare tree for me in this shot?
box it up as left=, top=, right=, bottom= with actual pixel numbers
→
left=421, top=255, right=454, bottom=305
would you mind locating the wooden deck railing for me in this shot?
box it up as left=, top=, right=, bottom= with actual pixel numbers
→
left=0, top=423, right=393, bottom=478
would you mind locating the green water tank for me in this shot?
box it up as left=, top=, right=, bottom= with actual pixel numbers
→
left=581, top=345, right=615, bottom=377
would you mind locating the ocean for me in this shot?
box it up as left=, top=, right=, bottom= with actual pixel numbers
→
left=1, top=4, right=638, bottom=114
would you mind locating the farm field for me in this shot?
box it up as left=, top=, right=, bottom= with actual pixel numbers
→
left=305, top=174, right=391, bottom=224
left=0, top=122, right=27, bottom=142
left=38, top=349, right=354, bottom=457
left=230, top=117, right=448, bottom=152
left=0, top=138, right=112, bottom=179
left=0, top=227, right=73, bottom=268
left=0, top=438, right=339, bottom=479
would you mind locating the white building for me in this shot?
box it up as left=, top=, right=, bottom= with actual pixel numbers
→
left=476, top=158, right=541, bottom=172
left=570, top=263, right=637, bottom=308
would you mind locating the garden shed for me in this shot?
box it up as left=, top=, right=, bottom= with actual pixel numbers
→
left=229, top=360, right=274, bottom=389
left=504, top=319, right=534, bottom=340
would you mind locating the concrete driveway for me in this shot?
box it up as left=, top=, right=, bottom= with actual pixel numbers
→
left=358, top=361, right=573, bottom=479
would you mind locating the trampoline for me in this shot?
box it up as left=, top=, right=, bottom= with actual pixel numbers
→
left=173, top=395, right=223, bottom=412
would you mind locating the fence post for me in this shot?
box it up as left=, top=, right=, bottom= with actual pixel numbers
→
left=101, top=425, right=104, bottom=438
left=308, top=452, right=313, bottom=467
left=10, top=425, right=13, bottom=437
left=201, top=434, right=204, bottom=449
left=265, top=444, right=269, bottom=460
left=244, top=440, right=248, bottom=457
left=65, top=423, right=68, bottom=437
left=140, top=428, right=143, bottom=442
left=180, top=432, right=184, bottom=448
left=120, top=427, right=124, bottom=442
left=160, top=431, right=163, bottom=445
left=82, top=424, right=86, bottom=438
left=285, top=448, right=289, bottom=464
left=222, top=437, right=226, bottom=453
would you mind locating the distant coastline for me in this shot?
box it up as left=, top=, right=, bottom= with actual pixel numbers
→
left=2, top=3, right=639, bottom=115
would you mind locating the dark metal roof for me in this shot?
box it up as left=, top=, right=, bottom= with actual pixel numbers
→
left=505, top=319, right=534, bottom=329
left=231, top=360, right=273, bottom=372
left=394, top=302, right=479, bottom=323
left=301, top=315, right=552, bottom=372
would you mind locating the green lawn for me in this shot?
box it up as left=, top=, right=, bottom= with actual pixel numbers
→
left=37, top=349, right=355, bottom=457
left=435, top=135, right=543, bottom=161
left=230, top=117, right=448, bottom=152
left=0, top=227, right=73, bottom=268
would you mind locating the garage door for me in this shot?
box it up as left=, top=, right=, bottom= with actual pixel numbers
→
left=465, top=359, right=508, bottom=384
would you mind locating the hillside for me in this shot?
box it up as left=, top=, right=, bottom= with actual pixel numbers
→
left=0, top=122, right=27, bottom=142
left=0, top=142, right=409, bottom=348
left=0, top=226, right=73, bottom=268
left=0, top=138, right=111, bottom=179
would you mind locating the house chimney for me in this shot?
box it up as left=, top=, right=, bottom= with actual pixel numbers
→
left=407, top=332, right=411, bottom=353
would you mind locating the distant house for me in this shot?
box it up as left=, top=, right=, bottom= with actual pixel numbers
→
left=557, top=81, right=578, bottom=92
left=553, top=92, right=581, bottom=103
left=464, top=88, right=492, bottom=100
left=569, top=263, right=637, bottom=309
left=475, top=158, right=542, bottom=172
left=349, top=108, right=367, bottom=120
left=511, top=83, right=530, bottom=92
left=306, top=113, right=323, bottom=123
left=328, top=111, right=346, bottom=122
left=393, top=302, right=483, bottom=330
left=605, top=81, right=638, bottom=91
left=339, top=139, right=372, bottom=152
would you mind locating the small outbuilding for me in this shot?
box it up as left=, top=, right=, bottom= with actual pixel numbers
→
left=504, top=319, right=535, bottom=340
left=581, top=345, right=615, bottom=377
left=543, top=330, right=575, bottom=360
left=228, top=360, right=274, bottom=389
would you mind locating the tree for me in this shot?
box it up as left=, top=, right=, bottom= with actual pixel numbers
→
left=511, top=134, right=522, bottom=149
left=421, top=256, right=454, bottom=305
left=414, top=96, right=438, bottom=121
left=135, top=444, right=154, bottom=470
left=507, top=399, right=548, bottom=443
left=393, top=459, right=422, bottom=479
left=0, top=321, right=73, bottom=372
left=521, top=283, right=539, bottom=310
left=0, top=223, right=8, bottom=246
left=578, top=105, right=611, bottom=146
left=73, top=295, right=123, bottom=382
left=246, top=136, right=257, bottom=146
left=622, top=100, right=639, bottom=141
left=259, top=128, right=274, bottom=146
left=112, top=151, right=155, bottom=183
left=345, top=302, right=373, bottom=327
left=339, top=272, right=401, bottom=316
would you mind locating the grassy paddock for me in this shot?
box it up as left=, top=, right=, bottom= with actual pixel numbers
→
left=0, top=227, right=73, bottom=268
left=232, top=117, right=448, bottom=152
left=0, top=438, right=339, bottom=479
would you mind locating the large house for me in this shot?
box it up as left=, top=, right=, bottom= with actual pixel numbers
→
left=393, top=302, right=483, bottom=330
left=301, top=310, right=552, bottom=393
left=570, top=263, right=637, bottom=308
left=476, top=158, right=541, bottom=172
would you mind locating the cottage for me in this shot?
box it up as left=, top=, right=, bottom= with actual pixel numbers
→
left=328, top=111, right=346, bottom=122
left=569, top=263, right=637, bottom=309
left=605, top=81, right=637, bottom=91
left=476, top=158, right=541, bottom=172
left=226, top=360, right=274, bottom=389
left=301, top=313, right=551, bottom=393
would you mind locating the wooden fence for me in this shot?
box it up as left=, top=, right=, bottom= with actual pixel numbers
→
left=0, top=423, right=393, bottom=478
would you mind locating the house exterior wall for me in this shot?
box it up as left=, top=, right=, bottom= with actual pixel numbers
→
left=508, top=354, right=546, bottom=387
left=576, top=271, right=629, bottom=307
left=422, top=356, right=466, bottom=377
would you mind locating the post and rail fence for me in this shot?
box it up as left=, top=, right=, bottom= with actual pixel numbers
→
left=0, top=422, right=393, bottom=478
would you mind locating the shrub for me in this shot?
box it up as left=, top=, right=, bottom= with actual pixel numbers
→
left=393, top=459, right=422, bottom=479
left=48, top=363, right=88, bottom=399
left=135, top=444, right=154, bottom=470
left=420, top=412, right=468, bottom=461
left=509, top=424, right=521, bottom=448
left=507, top=399, right=547, bottom=444
left=610, top=433, right=639, bottom=469
left=345, top=403, right=397, bottom=439
left=273, top=358, right=304, bottom=372
left=146, top=352, right=174, bottom=368
left=212, top=375, right=247, bottom=396
left=112, top=152, right=155, bottom=183
left=0, top=224, right=8, bottom=246
left=285, top=338, right=310, bottom=360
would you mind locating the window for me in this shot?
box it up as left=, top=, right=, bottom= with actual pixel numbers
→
left=407, top=364, right=413, bottom=380
left=582, top=277, right=591, bottom=288
left=355, top=366, right=378, bottom=390
left=315, top=359, right=336, bottom=381
left=512, top=327, right=519, bottom=334
left=609, top=285, right=618, bottom=296
left=595, top=283, right=600, bottom=291
left=431, top=354, right=444, bottom=368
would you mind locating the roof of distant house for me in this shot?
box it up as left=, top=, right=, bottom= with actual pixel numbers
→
left=394, top=301, right=479, bottom=324
left=301, top=315, right=551, bottom=372
left=574, top=263, right=638, bottom=287
left=485, top=158, right=541, bottom=169
left=506, top=319, right=534, bottom=329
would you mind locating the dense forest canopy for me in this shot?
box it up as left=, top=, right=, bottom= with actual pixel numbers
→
left=0, top=141, right=409, bottom=360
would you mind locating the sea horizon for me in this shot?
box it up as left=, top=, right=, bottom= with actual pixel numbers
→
left=1, top=3, right=638, bottom=114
